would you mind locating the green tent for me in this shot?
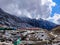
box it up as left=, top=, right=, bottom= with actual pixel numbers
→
left=17, top=38, right=21, bottom=45
left=13, top=38, right=21, bottom=45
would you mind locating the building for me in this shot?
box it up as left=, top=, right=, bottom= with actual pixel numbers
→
left=19, top=28, right=51, bottom=41
left=0, top=24, right=7, bottom=28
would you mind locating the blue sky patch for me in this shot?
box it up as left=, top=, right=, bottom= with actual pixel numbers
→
left=51, top=0, right=60, bottom=17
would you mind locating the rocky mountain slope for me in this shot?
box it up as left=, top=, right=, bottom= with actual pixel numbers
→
left=0, top=8, right=57, bottom=30
left=0, top=8, right=33, bottom=29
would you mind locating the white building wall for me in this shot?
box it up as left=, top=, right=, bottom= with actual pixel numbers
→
left=35, top=31, right=49, bottom=41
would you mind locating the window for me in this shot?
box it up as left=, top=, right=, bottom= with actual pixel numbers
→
left=41, top=35, right=44, bottom=37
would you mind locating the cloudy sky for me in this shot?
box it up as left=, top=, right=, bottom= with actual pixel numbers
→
left=0, top=0, right=60, bottom=24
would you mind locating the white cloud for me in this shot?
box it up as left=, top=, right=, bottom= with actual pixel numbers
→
left=0, top=0, right=56, bottom=19
left=47, top=13, right=60, bottom=24
left=1, top=0, right=60, bottom=25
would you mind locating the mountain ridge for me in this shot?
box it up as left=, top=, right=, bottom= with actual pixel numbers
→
left=0, top=8, right=58, bottom=30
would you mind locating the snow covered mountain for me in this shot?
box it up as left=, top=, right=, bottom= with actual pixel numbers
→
left=0, top=8, right=57, bottom=30
left=27, top=19, right=57, bottom=30
left=0, top=8, right=33, bottom=29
